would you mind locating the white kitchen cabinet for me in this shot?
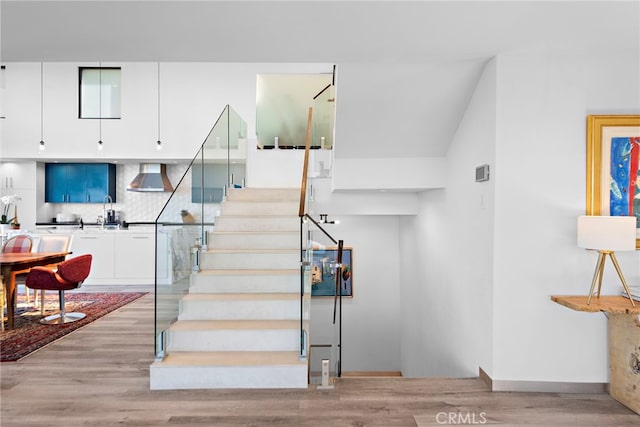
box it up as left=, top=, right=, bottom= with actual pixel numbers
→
left=39, top=229, right=161, bottom=285
left=1, top=161, right=37, bottom=230
left=70, top=233, right=116, bottom=282
left=0, top=161, right=36, bottom=190
left=115, top=233, right=155, bottom=280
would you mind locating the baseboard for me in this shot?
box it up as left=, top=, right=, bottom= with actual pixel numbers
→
left=341, top=371, right=403, bottom=377
left=478, top=367, right=608, bottom=394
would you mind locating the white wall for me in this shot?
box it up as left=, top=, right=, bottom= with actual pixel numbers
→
left=400, top=51, right=640, bottom=384
left=399, top=58, right=497, bottom=377
left=310, top=215, right=402, bottom=373
left=491, top=52, right=640, bottom=384
left=0, top=62, right=332, bottom=160
left=245, top=142, right=305, bottom=189
left=332, top=157, right=446, bottom=191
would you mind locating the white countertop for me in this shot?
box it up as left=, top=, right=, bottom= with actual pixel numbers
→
left=34, top=226, right=156, bottom=234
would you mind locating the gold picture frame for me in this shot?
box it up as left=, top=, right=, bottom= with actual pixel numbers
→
left=586, top=114, right=640, bottom=249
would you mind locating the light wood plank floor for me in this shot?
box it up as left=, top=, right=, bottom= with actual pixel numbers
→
left=1, top=292, right=638, bottom=426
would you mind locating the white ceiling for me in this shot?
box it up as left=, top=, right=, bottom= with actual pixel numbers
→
left=2, top=1, right=639, bottom=158
left=3, top=1, right=639, bottom=62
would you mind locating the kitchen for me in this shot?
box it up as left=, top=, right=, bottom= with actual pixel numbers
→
left=1, top=160, right=195, bottom=285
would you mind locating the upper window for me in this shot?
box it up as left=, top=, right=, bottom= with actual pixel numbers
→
left=79, top=67, right=121, bottom=119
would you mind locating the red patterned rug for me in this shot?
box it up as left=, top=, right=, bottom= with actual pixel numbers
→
left=1, top=292, right=147, bottom=362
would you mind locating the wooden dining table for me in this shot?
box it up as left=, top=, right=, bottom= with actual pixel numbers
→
left=1, top=251, right=71, bottom=329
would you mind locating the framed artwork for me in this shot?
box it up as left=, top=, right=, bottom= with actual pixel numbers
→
left=309, top=247, right=353, bottom=297
left=586, top=114, right=640, bottom=249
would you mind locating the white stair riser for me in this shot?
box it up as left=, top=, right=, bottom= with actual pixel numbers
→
left=200, top=252, right=299, bottom=270
left=207, top=232, right=298, bottom=250
left=215, top=216, right=298, bottom=232
left=227, top=188, right=299, bottom=202
left=190, top=273, right=300, bottom=293
left=221, top=201, right=298, bottom=216
left=168, top=329, right=300, bottom=352
left=150, top=364, right=308, bottom=390
left=179, top=299, right=303, bottom=320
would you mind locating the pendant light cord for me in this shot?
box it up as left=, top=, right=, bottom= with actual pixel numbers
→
left=157, top=62, right=161, bottom=142
left=40, top=62, right=44, bottom=141
left=99, top=62, right=102, bottom=142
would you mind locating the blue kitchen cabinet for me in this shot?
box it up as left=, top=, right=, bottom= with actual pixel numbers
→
left=45, top=163, right=116, bottom=203
left=45, top=163, right=68, bottom=203
left=85, top=164, right=116, bottom=203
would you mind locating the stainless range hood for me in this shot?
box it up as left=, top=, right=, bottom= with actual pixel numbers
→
left=126, top=163, right=174, bottom=192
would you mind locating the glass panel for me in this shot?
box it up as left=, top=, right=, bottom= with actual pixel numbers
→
left=303, top=217, right=343, bottom=383
left=312, top=84, right=335, bottom=149
left=256, top=74, right=332, bottom=149
left=79, top=67, right=121, bottom=119
left=154, top=105, right=247, bottom=358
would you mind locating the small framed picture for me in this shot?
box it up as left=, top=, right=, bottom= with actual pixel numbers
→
left=309, top=247, right=353, bottom=297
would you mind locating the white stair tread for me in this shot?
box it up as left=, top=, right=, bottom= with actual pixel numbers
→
left=170, top=319, right=304, bottom=330
left=223, top=203, right=299, bottom=211
left=196, top=269, right=299, bottom=276
left=205, top=248, right=298, bottom=254
left=210, top=230, right=298, bottom=235
left=182, top=293, right=299, bottom=301
left=227, top=188, right=300, bottom=200
left=158, top=351, right=306, bottom=366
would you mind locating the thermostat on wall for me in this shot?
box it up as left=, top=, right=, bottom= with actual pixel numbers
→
left=475, top=164, right=490, bottom=182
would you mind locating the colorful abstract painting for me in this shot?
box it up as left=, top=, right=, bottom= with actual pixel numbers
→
left=309, top=248, right=352, bottom=297
left=610, top=136, right=640, bottom=225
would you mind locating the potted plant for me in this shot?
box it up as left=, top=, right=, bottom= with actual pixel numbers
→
left=1, top=194, right=21, bottom=232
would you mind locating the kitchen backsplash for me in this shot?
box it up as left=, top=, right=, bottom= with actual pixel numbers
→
left=50, top=163, right=208, bottom=224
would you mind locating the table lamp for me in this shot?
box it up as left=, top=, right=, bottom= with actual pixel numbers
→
left=577, top=215, right=636, bottom=306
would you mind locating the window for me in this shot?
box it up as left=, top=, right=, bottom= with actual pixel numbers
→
left=79, top=67, right=121, bottom=119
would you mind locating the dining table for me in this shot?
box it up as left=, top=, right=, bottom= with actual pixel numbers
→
left=1, top=251, right=71, bottom=329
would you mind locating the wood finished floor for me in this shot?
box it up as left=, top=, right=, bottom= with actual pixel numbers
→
left=1, top=291, right=638, bottom=426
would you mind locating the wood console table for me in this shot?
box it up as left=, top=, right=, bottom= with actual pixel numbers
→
left=552, top=295, right=640, bottom=415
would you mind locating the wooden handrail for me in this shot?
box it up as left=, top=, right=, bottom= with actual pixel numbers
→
left=299, top=107, right=313, bottom=217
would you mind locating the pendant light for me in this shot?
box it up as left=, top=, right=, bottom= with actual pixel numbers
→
left=39, top=62, right=45, bottom=151
left=97, top=62, right=103, bottom=151
left=156, top=62, right=162, bottom=150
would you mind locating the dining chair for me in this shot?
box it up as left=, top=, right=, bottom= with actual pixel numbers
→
left=0, top=283, right=4, bottom=332
left=26, top=235, right=73, bottom=307
left=25, top=254, right=92, bottom=324
left=2, top=234, right=33, bottom=253
left=1, top=235, right=33, bottom=319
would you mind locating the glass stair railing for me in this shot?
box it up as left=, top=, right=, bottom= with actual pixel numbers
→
left=153, top=105, right=247, bottom=358
left=152, top=92, right=337, bottom=389
left=299, top=99, right=344, bottom=387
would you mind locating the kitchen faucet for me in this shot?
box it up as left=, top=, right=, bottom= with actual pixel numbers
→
left=103, top=195, right=114, bottom=228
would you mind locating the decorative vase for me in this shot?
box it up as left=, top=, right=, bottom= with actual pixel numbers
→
left=0, top=224, right=10, bottom=234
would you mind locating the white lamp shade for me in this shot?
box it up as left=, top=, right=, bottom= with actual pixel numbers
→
left=577, top=215, right=637, bottom=251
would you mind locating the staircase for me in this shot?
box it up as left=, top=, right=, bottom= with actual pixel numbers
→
left=150, top=187, right=309, bottom=390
